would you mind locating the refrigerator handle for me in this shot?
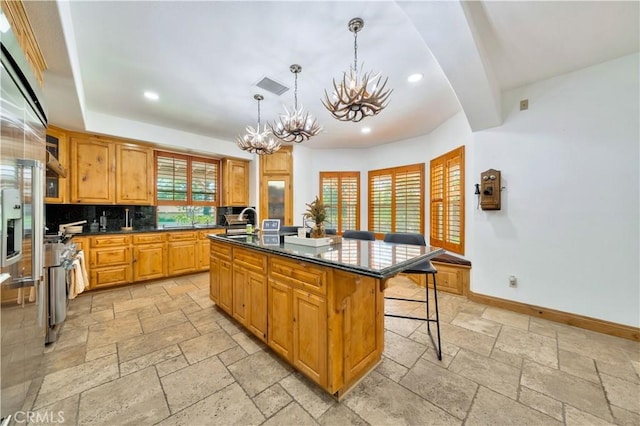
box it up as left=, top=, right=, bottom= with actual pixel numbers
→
left=31, top=160, right=44, bottom=282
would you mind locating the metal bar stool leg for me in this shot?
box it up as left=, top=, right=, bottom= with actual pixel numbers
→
left=427, top=272, right=442, bottom=360
left=425, top=272, right=431, bottom=333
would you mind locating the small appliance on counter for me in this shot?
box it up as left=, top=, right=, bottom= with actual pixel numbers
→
left=99, top=211, right=107, bottom=232
left=58, top=220, right=87, bottom=235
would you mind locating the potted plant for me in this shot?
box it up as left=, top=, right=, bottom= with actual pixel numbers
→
left=303, top=196, right=328, bottom=238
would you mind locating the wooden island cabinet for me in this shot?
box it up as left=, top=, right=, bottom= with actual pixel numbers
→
left=208, top=234, right=444, bottom=398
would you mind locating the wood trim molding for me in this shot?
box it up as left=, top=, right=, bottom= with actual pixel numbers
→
left=467, top=290, right=640, bottom=342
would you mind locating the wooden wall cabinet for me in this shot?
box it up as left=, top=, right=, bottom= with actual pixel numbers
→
left=132, top=233, right=166, bottom=281
left=260, top=146, right=293, bottom=226
left=69, top=136, right=154, bottom=205
left=70, top=137, right=116, bottom=204
left=116, top=144, right=154, bottom=205
left=45, top=126, right=68, bottom=203
left=167, top=231, right=198, bottom=276
left=222, top=159, right=250, bottom=206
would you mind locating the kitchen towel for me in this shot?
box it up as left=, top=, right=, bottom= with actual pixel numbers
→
left=68, top=250, right=88, bottom=299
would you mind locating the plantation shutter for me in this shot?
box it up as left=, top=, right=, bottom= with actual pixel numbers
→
left=191, top=159, right=219, bottom=205
left=320, top=174, right=339, bottom=229
left=341, top=174, right=359, bottom=231
left=430, top=146, right=465, bottom=254
left=394, top=167, right=423, bottom=233
left=320, top=172, right=360, bottom=233
left=369, top=163, right=424, bottom=238
left=369, top=172, right=393, bottom=234
left=156, top=153, right=188, bottom=205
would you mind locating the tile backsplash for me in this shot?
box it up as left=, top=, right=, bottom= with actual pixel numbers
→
left=46, top=204, right=156, bottom=233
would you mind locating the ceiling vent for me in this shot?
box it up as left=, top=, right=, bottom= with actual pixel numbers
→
left=256, top=76, right=289, bottom=96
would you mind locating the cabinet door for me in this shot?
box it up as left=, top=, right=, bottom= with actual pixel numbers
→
left=268, top=279, right=293, bottom=361
left=45, top=127, right=68, bottom=203
left=217, top=258, right=233, bottom=314
left=247, top=270, right=267, bottom=342
left=222, top=159, right=249, bottom=206
left=90, top=266, right=132, bottom=289
left=197, top=240, right=210, bottom=271
left=167, top=241, right=198, bottom=276
left=260, top=146, right=292, bottom=174
left=209, top=255, right=220, bottom=303
left=70, top=138, right=115, bottom=203
left=90, top=247, right=131, bottom=268
left=232, top=265, right=247, bottom=325
left=292, top=289, right=327, bottom=387
left=116, top=144, right=154, bottom=205
left=260, top=174, right=293, bottom=225
left=133, top=244, right=166, bottom=281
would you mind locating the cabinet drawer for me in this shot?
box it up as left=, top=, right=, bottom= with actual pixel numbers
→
left=233, top=248, right=267, bottom=271
left=133, top=233, right=166, bottom=244
left=269, top=257, right=327, bottom=295
left=210, top=241, right=232, bottom=259
left=91, top=235, right=132, bottom=247
left=90, top=247, right=131, bottom=267
left=90, top=265, right=132, bottom=289
left=167, top=231, right=197, bottom=241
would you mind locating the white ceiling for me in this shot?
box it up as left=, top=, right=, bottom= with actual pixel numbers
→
left=24, top=1, right=639, bottom=152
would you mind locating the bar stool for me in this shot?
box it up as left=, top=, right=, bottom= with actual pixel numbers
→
left=383, top=232, right=442, bottom=360
left=342, top=230, right=376, bottom=241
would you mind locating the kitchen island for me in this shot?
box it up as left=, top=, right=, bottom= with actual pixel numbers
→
left=208, top=233, right=444, bottom=398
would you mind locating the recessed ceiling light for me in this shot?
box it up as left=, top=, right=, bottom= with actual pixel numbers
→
left=361, top=127, right=371, bottom=134
left=407, top=73, right=423, bottom=83
left=144, top=91, right=159, bottom=101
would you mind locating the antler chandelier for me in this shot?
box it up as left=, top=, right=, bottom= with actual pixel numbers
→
left=322, top=17, right=392, bottom=122
left=270, top=64, right=321, bottom=143
left=236, top=94, right=281, bottom=155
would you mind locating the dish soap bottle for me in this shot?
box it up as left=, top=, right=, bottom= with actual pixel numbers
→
left=90, top=219, right=99, bottom=233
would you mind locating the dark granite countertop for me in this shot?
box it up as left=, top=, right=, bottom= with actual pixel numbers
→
left=76, top=225, right=226, bottom=236
left=209, top=233, right=445, bottom=280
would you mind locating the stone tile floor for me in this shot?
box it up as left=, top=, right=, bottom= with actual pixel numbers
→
left=30, top=273, right=639, bottom=425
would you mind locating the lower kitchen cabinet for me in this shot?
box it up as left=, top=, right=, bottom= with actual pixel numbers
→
left=292, top=288, right=327, bottom=387
left=210, top=239, right=232, bottom=314
left=132, top=233, right=166, bottom=281
left=167, top=231, right=198, bottom=276
left=89, top=235, right=132, bottom=289
left=198, top=229, right=224, bottom=271
left=232, top=248, right=267, bottom=342
left=267, top=279, right=293, bottom=361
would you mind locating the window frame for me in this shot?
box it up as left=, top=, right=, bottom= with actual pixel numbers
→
left=155, top=151, right=221, bottom=207
left=368, top=163, right=425, bottom=240
left=319, top=171, right=360, bottom=234
left=430, top=146, right=465, bottom=255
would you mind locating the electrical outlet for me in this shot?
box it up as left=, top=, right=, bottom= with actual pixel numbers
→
left=509, top=275, right=517, bottom=287
left=519, top=99, right=529, bottom=110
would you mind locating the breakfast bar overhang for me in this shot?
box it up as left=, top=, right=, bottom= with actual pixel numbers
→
left=208, top=233, right=444, bottom=398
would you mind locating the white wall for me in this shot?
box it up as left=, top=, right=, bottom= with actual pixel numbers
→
left=294, top=53, right=639, bottom=327
left=472, top=53, right=639, bottom=327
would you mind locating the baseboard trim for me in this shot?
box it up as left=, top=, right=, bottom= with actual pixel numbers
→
left=467, top=290, right=640, bottom=342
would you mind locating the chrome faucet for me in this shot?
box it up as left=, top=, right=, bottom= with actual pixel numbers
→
left=238, top=207, right=258, bottom=229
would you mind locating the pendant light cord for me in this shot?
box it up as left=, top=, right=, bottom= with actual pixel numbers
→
left=353, top=31, right=358, bottom=74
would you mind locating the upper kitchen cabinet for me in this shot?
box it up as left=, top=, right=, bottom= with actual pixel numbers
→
left=116, top=144, right=154, bottom=205
left=70, top=137, right=115, bottom=204
left=260, top=146, right=293, bottom=225
left=45, top=126, right=68, bottom=203
left=69, top=135, right=154, bottom=205
left=222, top=158, right=249, bottom=206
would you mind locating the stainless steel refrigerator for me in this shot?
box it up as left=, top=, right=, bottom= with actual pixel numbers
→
left=1, top=10, right=47, bottom=424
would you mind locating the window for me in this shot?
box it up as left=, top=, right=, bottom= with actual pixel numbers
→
left=155, top=151, right=220, bottom=206
left=430, top=146, right=465, bottom=254
left=319, top=172, right=360, bottom=233
left=368, top=163, right=424, bottom=239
